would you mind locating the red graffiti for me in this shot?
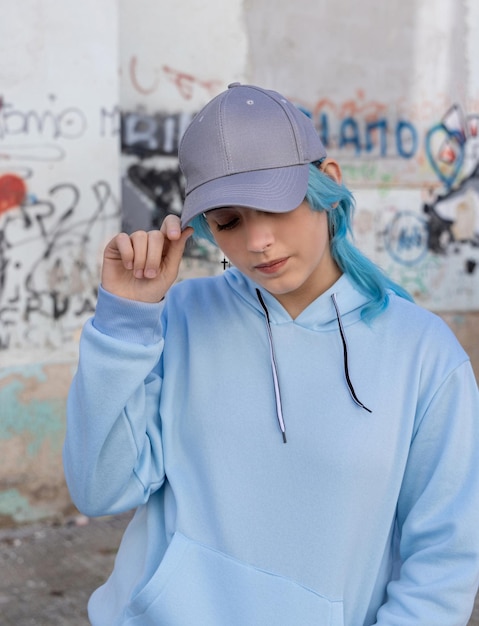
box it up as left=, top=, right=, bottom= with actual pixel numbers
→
left=162, top=65, right=222, bottom=100
left=0, top=174, right=27, bottom=215
left=129, top=56, right=221, bottom=100
left=307, top=89, right=388, bottom=122
left=129, top=55, right=161, bottom=95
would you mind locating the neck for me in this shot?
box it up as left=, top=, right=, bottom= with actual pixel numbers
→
left=275, top=261, right=343, bottom=319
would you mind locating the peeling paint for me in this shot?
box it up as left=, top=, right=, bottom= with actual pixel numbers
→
left=0, top=362, right=74, bottom=524
left=0, top=489, right=51, bottom=525
left=0, top=366, right=68, bottom=457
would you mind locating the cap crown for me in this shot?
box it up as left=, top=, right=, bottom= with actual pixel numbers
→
left=179, top=83, right=326, bottom=195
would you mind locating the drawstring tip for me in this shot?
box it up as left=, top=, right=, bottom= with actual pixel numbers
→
left=352, top=396, right=372, bottom=414
left=282, top=432, right=287, bottom=444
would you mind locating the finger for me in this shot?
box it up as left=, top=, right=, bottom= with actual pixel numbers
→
left=107, top=232, right=134, bottom=269
left=129, top=230, right=150, bottom=278
left=143, top=230, right=166, bottom=278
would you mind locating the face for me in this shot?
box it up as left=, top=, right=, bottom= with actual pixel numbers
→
left=205, top=201, right=342, bottom=318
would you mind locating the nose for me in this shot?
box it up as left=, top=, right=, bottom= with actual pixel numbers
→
left=245, top=212, right=274, bottom=252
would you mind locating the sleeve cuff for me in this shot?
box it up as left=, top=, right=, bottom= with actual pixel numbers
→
left=92, top=285, right=165, bottom=345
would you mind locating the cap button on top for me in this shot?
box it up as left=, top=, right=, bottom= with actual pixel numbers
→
left=228, top=82, right=241, bottom=88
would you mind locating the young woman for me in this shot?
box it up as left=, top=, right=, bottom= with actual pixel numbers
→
left=64, top=83, right=479, bottom=625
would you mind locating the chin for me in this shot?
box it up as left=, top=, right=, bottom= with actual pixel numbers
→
left=258, top=280, right=300, bottom=296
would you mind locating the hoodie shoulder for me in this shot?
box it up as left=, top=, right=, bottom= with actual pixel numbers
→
left=384, top=294, right=469, bottom=369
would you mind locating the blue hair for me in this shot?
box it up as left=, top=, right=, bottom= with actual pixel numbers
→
left=306, top=164, right=413, bottom=321
left=189, top=164, right=413, bottom=322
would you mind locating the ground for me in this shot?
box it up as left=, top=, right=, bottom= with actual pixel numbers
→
left=0, top=513, right=131, bottom=626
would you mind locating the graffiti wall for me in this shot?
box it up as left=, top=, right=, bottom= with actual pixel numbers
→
left=0, top=4, right=120, bottom=355
left=0, top=0, right=120, bottom=523
left=1, top=0, right=478, bottom=524
left=295, top=95, right=479, bottom=310
left=245, top=0, right=479, bottom=311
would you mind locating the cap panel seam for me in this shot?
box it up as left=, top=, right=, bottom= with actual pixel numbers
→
left=249, top=86, right=301, bottom=162
left=218, top=89, right=232, bottom=175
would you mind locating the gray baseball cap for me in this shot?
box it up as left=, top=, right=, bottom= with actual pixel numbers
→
left=178, top=83, right=327, bottom=227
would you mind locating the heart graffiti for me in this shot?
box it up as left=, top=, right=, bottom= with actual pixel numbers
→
left=425, top=123, right=465, bottom=189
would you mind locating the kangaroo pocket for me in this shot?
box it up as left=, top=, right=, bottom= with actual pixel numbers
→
left=125, top=532, right=344, bottom=626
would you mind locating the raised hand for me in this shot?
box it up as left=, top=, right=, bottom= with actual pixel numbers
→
left=101, top=215, right=193, bottom=303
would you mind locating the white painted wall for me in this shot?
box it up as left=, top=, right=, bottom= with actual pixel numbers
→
left=0, top=0, right=120, bottom=362
left=0, top=0, right=120, bottom=524
left=119, top=0, right=248, bottom=112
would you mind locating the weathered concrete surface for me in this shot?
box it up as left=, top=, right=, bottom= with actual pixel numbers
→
left=0, top=361, right=77, bottom=527
left=0, top=512, right=477, bottom=625
left=439, top=310, right=479, bottom=382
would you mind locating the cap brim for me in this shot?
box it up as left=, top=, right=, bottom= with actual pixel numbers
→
left=180, top=164, right=310, bottom=228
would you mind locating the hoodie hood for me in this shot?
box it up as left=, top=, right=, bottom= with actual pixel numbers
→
left=223, top=267, right=371, bottom=330
left=223, top=267, right=373, bottom=442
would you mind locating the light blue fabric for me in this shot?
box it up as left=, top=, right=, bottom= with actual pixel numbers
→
left=63, top=269, right=479, bottom=625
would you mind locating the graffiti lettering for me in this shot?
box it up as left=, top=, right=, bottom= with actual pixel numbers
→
left=121, top=111, right=194, bottom=157
left=384, top=211, right=428, bottom=266
left=99, top=105, right=121, bottom=137
left=298, top=92, right=418, bottom=159
left=162, top=65, right=222, bottom=100
left=396, top=121, right=418, bottom=158
left=129, top=57, right=222, bottom=100
left=0, top=97, right=87, bottom=141
left=0, top=180, right=120, bottom=350
left=365, top=120, right=388, bottom=155
left=318, top=112, right=418, bottom=158
left=129, top=56, right=161, bottom=95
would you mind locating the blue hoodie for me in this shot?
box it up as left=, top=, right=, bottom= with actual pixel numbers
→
left=63, top=269, right=479, bottom=626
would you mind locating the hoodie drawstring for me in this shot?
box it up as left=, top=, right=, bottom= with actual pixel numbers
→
left=331, top=293, right=372, bottom=413
left=256, top=289, right=287, bottom=443
left=255, top=289, right=371, bottom=443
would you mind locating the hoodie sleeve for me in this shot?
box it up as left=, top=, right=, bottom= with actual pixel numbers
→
left=63, top=286, right=167, bottom=517
left=374, top=360, right=479, bottom=625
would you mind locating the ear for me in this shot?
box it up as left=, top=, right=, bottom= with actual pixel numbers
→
left=318, top=158, right=342, bottom=184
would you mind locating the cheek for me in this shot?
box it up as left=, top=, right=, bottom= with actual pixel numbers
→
left=206, top=226, right=227, bottom=250
left=302, top=219, right=331, bottom=260
left=211, top=234, right=241, bottom=261
left=292, top=212, right=327, bottom=240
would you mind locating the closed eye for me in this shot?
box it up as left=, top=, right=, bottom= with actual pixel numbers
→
left=216, top=217, right=240, bottom=231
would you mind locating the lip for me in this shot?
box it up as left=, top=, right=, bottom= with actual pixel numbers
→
left=254, top=257, right=289, bottom=275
